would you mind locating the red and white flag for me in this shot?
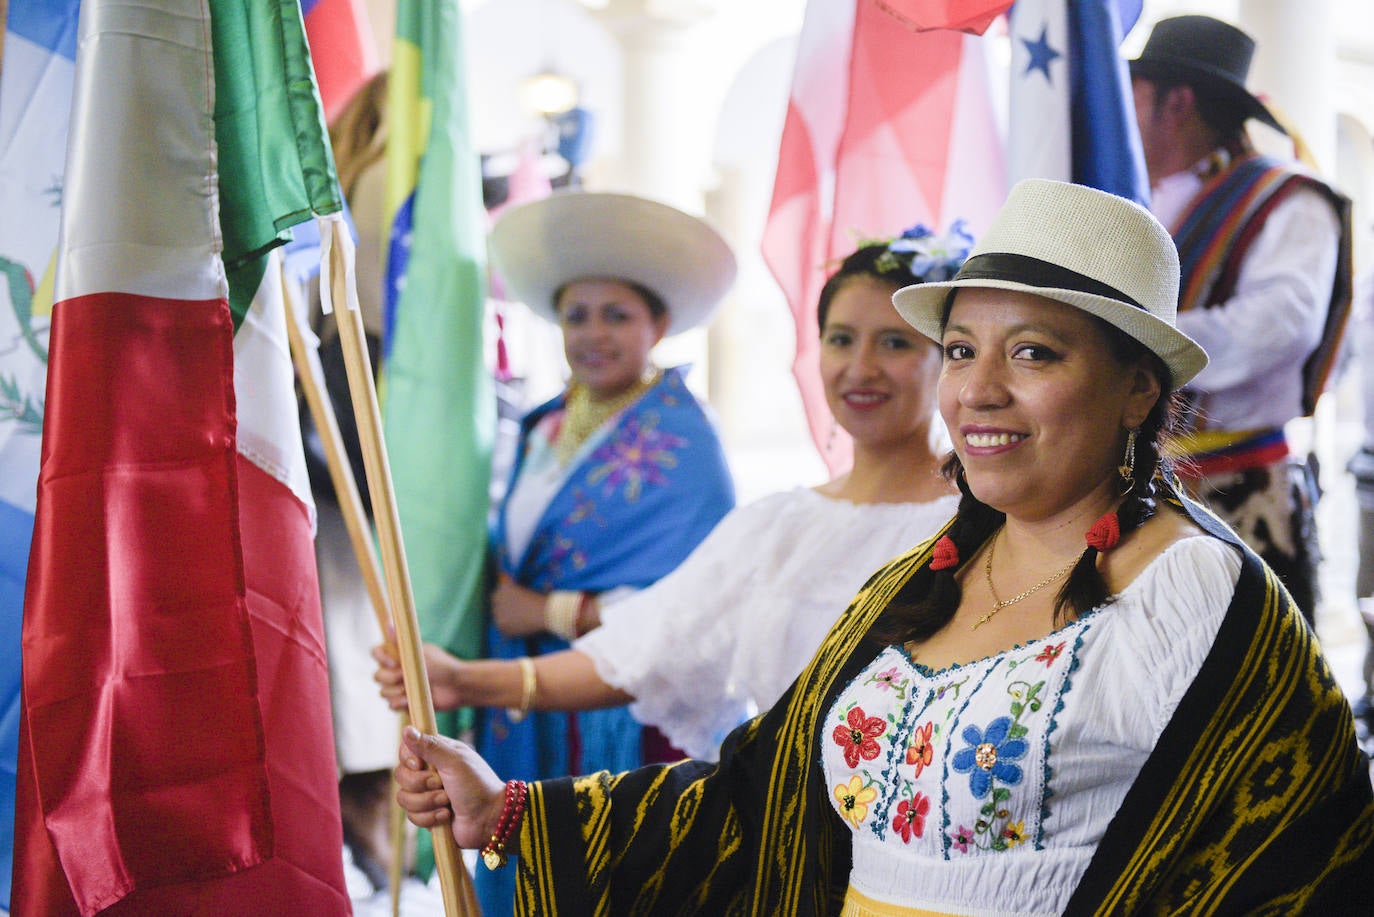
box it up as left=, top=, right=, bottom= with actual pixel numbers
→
left=13, top=0, right=350, bottom=913
left=303, top=0, right=381, bottom=121
left=762, top=0, right=1011, bottom=474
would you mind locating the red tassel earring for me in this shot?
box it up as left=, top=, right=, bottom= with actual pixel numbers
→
left=930, top=535, right=960, bottom=570
left=1085, top=512, right=1121, bottom=552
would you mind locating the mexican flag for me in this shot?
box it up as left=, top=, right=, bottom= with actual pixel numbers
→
left=12, top=0, right=350, bottom=913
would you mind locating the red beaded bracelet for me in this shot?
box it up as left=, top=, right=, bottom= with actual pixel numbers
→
left=480, top=779, right=529, bottom=870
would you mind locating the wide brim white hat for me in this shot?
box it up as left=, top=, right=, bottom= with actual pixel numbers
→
left=488, top=191, right=737, bottom=336
left=892, top=179, right=1208, bottom=388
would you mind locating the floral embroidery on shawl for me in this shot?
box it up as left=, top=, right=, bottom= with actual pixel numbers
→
left=585, top=412, right=686, bottom=502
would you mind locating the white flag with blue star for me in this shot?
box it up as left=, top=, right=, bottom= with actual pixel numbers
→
left=1008, top=0, right=1148, bottom=204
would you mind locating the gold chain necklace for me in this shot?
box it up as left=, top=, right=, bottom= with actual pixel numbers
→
left=554, top=369, right=660, bottom=466
left=973, top=531, right=1082, bottom=630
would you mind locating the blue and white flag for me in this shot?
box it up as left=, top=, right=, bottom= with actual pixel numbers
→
left=1008, top=0, right=1147, bottom=205
left=0, top=0, right=79, bottom=908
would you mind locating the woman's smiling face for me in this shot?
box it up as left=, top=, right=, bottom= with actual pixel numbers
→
left=819, top=274, right=941, bottom=452
left=938, top=287, right=1160, bottom=522
left=556, top=278, right=668, bottom=400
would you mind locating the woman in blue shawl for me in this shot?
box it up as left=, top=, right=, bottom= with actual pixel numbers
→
left=476, top=191, right=737, bottom=912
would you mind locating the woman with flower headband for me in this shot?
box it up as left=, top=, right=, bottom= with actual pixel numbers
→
left=376, top=221, right=971, bottom=761
left=393, top=181, right=1371, bottom=913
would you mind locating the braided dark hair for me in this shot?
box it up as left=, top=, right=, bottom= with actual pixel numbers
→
left=874, top=316, right=1182, bottom=645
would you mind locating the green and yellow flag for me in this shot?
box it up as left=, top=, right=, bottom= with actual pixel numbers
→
left=381, top=0, right=494, bottom=741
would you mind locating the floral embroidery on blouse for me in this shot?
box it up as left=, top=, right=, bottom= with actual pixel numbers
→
left=585, top=413, right=686, bottom=502
left=891, top=792, right=931, bottom=843
left=867, top=666, right=909, bottom=699
left=833, top=705, right=887, bottom=768
left=933, top=675, right=969, bottom=707
left=824, top=619, right=1095, bottom=865
left=835, top=774, right=879, bottom=828
left=904, top=720, right=935, bottom=777
left=1001, top=819, right=1028, bottom=848
left=1035, top=641, right=1065, bottom=665
left=946, top=668, right=1046, bottom=853
left=951, top=716, right=1027, bottom=798
left=950, top=823, right=975, bottom=853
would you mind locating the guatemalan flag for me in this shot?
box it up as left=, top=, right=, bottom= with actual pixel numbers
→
left=0, top=2, right=80, bottom=909
left=1007, top=0, right=1148, bottom=204
left=12, top=0, right=350, bottom=912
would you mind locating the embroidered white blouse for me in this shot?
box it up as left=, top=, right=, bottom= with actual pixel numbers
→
left=821, top=536, right=1242, bottom=917
left=577, top=487, right=960, bottom=760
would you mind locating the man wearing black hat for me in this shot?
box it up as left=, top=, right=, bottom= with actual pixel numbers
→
left=1128, top=14, right=1353, bottom=627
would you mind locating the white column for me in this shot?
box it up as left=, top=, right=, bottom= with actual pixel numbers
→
left=1240, top=0, right=1339, bottom=171
left=594, top=2, right=715, bottom=212
left=590, top=2, right=723, bottom=400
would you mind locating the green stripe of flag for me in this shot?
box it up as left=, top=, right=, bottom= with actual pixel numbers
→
left=209, top=0, right=342, bottom=323
left=382, top=0, right=494, bottom=740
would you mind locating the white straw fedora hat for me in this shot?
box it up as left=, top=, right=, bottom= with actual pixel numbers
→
left=892, top=179, right=1208, bottom=387
left=489, top=191, right=737, bottom=336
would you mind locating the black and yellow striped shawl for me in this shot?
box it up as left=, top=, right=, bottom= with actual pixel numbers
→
left=515, top=494, right=1373, bottom=915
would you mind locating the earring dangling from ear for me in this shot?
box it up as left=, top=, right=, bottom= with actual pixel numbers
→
left=1118, top=428, right=1138, bottom=496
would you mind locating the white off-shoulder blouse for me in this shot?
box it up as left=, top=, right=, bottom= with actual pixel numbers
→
left=577, top=488, right=960, bottom=759
left=821, top=536, right=1242, bottom=917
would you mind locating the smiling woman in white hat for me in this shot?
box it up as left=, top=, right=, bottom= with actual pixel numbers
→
left=464, top=190, right=737, bottom=913
left=389, top=180, right=1372, bottom=916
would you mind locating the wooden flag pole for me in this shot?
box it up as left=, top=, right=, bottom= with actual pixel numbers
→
left=390, top=720, right=410, bottom=917
left=325, top=219, right=480, bottom=917
left=280, top=265, right=391, bottom=635
left=281, top=266, right=414, bottom=915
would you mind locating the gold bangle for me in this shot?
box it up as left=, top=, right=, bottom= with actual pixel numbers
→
left=544, top=590, right=582, bottom=641
left=506, top=656, right=537, bottom=723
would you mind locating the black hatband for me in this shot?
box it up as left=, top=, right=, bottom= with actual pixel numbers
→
left=953, top=253, right=1145, bottom=311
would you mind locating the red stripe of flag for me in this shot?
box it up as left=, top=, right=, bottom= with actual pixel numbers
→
left=16, top=291, right=348, bottom=915
left=762, top=1, right=1007, bottom=474
left=304, top=0, right=381, bottom=121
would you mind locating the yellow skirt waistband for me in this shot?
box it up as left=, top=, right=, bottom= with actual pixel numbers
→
left=841, top=886, right=963, bottom=917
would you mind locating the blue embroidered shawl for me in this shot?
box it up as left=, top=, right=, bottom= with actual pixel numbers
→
left=481, top=366, right=734, bottom=778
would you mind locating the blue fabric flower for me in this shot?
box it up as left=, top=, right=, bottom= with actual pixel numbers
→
left=885, top=219, right=975, bottom=283
left=950, top=716, right=1028, bottom=798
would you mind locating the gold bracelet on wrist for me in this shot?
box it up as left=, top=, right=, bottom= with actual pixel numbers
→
left=506, top=656, right=537, bottom=723
left=544, top=590, right=582, bottom=641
